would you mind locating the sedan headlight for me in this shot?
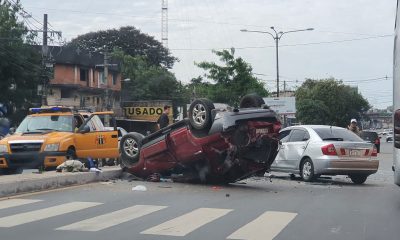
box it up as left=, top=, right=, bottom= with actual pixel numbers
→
left=44, top=143, right=59, bottom=152
left=0, top=144, right=8, bottom=153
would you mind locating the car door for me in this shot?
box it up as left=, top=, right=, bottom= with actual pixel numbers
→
left=272, top=129, right=292, bottom=170
left=285, top=129, right=310, bottom=170
left=74, top=112, right=119, bottom=159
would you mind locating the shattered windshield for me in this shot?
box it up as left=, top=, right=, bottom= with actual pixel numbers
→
left=16, top=115, right=73, bottom=133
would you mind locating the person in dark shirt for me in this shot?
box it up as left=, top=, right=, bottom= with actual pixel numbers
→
left=157, top=105, right=171, bottom=129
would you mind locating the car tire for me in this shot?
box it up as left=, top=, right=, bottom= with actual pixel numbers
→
left=105, top=158, right=116, bottom=166
left=239, top=94, right=265, bottom=108
left=300, top=158, right=315, bottom=182
left=189, top=99, right=215, bottom=130
left=120, top=132, right=144, bottom=168
left=349, top=174, right=368, bottom=184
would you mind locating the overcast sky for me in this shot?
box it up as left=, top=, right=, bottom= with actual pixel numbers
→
left=20, top=0, right=396, bottom=109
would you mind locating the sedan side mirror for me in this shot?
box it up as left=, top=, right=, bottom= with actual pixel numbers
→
left=80, top=125, right=90, bottom=134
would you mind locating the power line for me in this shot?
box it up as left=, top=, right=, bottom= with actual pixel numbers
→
left=171, top=34, right=392, bottom=51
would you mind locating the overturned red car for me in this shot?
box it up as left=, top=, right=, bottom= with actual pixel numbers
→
left=119, top=95, right=281, bottom=183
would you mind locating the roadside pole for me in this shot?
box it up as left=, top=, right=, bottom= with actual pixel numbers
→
left=104, top=52, right=110, bottom=110
left=41, top=14, right=48, bottom=106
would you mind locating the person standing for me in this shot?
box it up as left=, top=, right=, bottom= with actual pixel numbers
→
left=157, top=105, right=171, bottom=129
left=348, top=119, right=360, bottom=135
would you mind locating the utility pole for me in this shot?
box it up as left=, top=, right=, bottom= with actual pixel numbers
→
left=161, top=0, right=168, bottom=47
left=104, top=52, right=110, bottom=110
left=96, top=53, right=118, bottom=111
left=283, top=80, right=286, bottom=95
left=25, top=13, right=62, bottom=106
left=41, top=14, right=48, bottom=106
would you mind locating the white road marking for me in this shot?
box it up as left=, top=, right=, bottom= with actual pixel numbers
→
left=141, top=207, right=233, bottom=236
left=227, top=211, right=297, bottom=240
left=0, top=199, right=42, bottom=210
left=56, top=205, right=167, bottom=231
left=0, top=202, right=102, bottom=227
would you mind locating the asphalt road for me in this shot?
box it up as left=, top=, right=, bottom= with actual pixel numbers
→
left=0, top=142, right=399, bottom=240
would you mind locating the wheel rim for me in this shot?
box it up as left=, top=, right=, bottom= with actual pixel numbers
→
left=192, top=103, right=206, bottom=126
left=123, top=137, right=139, bottom=157
left=302, top=162, right=312, bottom=179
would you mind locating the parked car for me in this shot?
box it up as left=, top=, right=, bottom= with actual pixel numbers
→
left=120, top=94, right=281, bottom=183
left=360, top=131, right=381, bottom=153
left=270, top=125, right=379, bottom=184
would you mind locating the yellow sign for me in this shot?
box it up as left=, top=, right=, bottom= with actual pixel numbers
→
left=123, top=107, right=173, bottom=122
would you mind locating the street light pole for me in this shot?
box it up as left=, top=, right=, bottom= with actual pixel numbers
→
left=274, top=31, right=280, bottom=97
left=241, top=27, right=313, bottom=97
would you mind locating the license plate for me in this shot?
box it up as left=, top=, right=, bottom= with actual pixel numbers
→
left=350, top=149, right=361, bottom=156
left=256, top=128, right=269, bottom=134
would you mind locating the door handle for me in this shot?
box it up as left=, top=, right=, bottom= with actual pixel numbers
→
left=111, top=135, right=118, bottom=138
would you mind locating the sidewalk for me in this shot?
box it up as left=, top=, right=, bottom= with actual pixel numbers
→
left=0, top=167, right=122, bottom=198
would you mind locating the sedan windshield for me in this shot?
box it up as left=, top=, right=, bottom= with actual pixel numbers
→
left=313, top=128, right=363, bottom=142
left=16, top=115, right=73, bottom=133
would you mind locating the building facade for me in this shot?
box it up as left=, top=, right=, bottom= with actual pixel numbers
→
left=40, top=46, right=121, bottom=112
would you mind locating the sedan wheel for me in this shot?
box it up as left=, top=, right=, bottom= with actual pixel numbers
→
left=301, top=158, right=315, bottom=182
left=349, top=174, right=368, bottom=184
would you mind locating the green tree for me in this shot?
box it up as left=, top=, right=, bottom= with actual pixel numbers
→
left=67, top=26, right=177, bottom=69
left=194, top=48, right=268, bottom=106
left=0, top=0, right=41, bottom=123
left=295, top=78, right=370, bottom=127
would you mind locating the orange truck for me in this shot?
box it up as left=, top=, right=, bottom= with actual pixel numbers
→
left=0, top=107, right=119, bottom=174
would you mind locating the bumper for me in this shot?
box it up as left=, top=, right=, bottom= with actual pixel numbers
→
left=313, top=158, right=379, bottom=175
left=0, top=151, right=66, bottom=169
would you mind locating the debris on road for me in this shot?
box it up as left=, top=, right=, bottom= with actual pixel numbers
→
left=132, top=185, right=147, bottom=191
left=56, top=160, right=85, bottom=172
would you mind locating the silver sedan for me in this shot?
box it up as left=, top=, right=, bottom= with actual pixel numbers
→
left=270, top=125, right=379, bottom=184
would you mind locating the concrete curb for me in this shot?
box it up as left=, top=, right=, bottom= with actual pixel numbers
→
left=0, top=167, right=122, bottom=198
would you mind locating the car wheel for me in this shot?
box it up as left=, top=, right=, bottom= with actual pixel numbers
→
left=239, top=94, right=265, bottom=108
left=189, top=99, right=215, bottom=130
left=349, top=174, right=368, bottom=184
left=105, top=158, right=116, bottom=166
left=66, top=147, right=77, bottom=160
left=120, top=133, right=144, bottom=168
left=300, top=158, right=315, bottom=182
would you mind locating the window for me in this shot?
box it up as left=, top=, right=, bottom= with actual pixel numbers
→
left=60, top=89, right=74, bottom=98
left=84, top=115, right=107, bottom=132
left=314, top=128, right=363, bottom=142
left=279, top=130, right=291, bottom=143
left=288, top=129, right=308, bottom=142
left=80, top=68, right=88, bottom=82
left=99, top=71, right=105, bottom=85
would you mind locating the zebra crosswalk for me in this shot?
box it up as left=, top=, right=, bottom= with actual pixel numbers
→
left=0, top=198, right=298, bottom=240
